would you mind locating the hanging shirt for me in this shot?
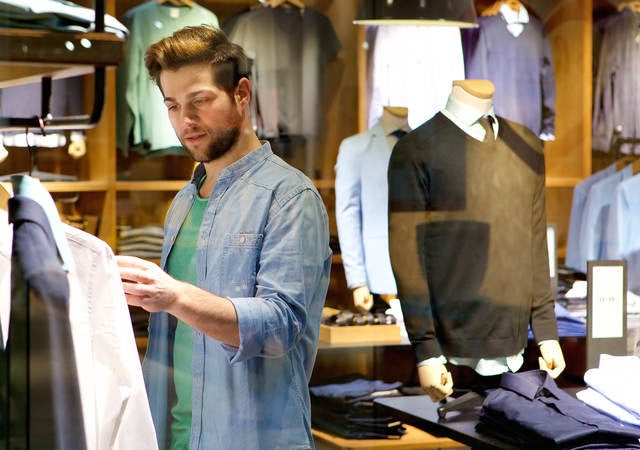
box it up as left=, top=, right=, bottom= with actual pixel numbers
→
left=0, top=176, right=157, bottom=450
left=592, top=8, right=640, bottom=154
left=604, top=173, right=640, bottom=293
left=565, top=163, right=617, bottom=272
left=462, top=10, right=556, bottom=138
left=576, top=165, right=633, bottom=273
left=367, top=26, right=465, bottom=130
left=116, top=1, right=219, bottom=155
left=225, top=6, right=341, bottom=139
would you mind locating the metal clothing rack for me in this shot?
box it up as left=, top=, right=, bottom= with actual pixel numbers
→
left=609, top=125, right=640, bottom=159
left=0, top=0, right=123, bottom=132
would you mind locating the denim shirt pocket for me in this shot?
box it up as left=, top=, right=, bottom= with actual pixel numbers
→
left=222, top=233, right=263, bottom=296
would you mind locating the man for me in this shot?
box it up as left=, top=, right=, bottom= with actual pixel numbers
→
left=117, top=25, right=332, bottom=450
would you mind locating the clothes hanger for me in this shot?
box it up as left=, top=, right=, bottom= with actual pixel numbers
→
left=614, top=155, right=637, bottom=171
left=157, top=0, right=194, bottom=7
left=260, top=0, right=305, bottom=10
left=632, top=157, right=640, bottom=175
left=383, top=106, right=409, bottom=119
left=617, top=1, right=640, bottom=12
left=481, top=0, right=523, bottom=16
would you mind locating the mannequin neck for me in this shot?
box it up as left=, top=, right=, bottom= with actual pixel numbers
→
left=381, top=106, right=409, bottom=132
left=449, top=80, right=495, bottom=116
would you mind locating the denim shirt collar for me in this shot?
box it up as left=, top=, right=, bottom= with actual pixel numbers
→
left=191, top=142, right=273, bottom=187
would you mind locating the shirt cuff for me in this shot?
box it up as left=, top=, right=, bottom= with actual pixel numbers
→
left=417, top=355, right=447, bottom=367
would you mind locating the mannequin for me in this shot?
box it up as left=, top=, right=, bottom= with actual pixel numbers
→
left=335, top=105, right=409, bottom=312
left=388, top=80, right=565, bottom=402
left=482, top=0, right=523, bottom=15
left=450, top=80, right=494, bottom=113
left=617, top=0, right=640, bottom=12
left=352, top=106, right=409, bottom=311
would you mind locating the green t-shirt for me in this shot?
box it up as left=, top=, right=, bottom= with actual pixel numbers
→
left=165, top=192, right=208, bottom=450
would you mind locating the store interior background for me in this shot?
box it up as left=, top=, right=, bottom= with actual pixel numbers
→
left=0, top=0, right=634, bottom=383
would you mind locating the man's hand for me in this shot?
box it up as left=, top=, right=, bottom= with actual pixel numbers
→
left=116, top=255, right=184, bottom=313
left=353, top=285, right=374, bottom=312
left=418, top=363, right=454, bottom=402
left=538, top=340, right=566, bottom=379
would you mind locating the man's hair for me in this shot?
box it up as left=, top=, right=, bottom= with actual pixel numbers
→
left=144, top=25, right=250, bottom=94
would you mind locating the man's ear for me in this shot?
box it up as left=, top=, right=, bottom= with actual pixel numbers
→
left=235, top=77, right=251, bottom=106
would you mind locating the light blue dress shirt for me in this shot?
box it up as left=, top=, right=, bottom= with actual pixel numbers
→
left=577, top=165, right=633, bottom=273
left=143, top=143, right=332, bottom=449
left=334, top=119, right=404, bottom=294
left=565, top=163, right=617, bottom=272
left=604, top=173, right=640, bottom=293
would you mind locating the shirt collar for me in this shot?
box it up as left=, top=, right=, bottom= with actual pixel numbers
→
left=443, top=95, right=496, bottom=128
left=192, top=142, right=273, bottom=186
left=499, top=3, right=529, bottom=25
left=380, top=117, right=411, bottom=137
left=499, top=370, right=560, bottom=401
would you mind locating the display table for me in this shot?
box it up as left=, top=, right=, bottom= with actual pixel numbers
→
left=312, top=424, right=465, bottom=450
left=374, top=395, right=516, bottom=450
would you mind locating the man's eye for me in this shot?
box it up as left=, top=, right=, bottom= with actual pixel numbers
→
left=193, top=97, right=208, bottom=106
left=166, top=104, right=177, bottom=111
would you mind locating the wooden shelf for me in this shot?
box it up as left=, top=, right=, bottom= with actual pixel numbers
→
left=546, top=176, right=584, bottom=188
left=0, top=28, right=124, bottom=88
left=116, top=180, right=188, bottom=191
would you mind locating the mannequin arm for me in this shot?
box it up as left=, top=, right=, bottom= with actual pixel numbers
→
left=352, top=285, right=373, bottom=312
left=417, top=363, right=454, bottom=402
left=538, top=340, right=566, bottom=378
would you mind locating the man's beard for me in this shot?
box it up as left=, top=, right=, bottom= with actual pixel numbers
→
left=183, top=125, right=240, bottom=163
left=182, top=105, right=243, bottom=162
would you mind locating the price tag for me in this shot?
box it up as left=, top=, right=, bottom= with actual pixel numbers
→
left=587, top=260, right=627, bottom=370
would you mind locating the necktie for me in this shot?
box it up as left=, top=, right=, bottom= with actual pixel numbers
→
left=389, top=129, right=407, bottom=140
left=478, top=116, right=495, bottom=143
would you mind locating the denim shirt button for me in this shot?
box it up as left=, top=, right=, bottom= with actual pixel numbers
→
left=239, top=236, right=246, bottom=244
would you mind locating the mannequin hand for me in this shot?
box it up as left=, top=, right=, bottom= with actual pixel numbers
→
left=538, top=340, right=566, bottom=379
left=353, top=286, right=374, bottom=312
left=418, top=363, right=454, bottom=402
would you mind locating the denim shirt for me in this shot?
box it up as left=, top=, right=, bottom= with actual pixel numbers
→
left=142, top=143, right=332, bottom=450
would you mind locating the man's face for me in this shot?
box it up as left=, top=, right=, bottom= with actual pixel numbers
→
left=160, top=63, right=242, bottom=162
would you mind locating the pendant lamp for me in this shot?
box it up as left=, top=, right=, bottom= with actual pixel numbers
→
left=353, top=0, right=478, bottom=28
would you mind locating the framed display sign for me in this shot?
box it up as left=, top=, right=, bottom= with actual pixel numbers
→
left=586, top=260, right=627, bottom=370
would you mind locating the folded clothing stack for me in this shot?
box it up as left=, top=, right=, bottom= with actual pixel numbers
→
left=310, top=377, right=406, bottom=440
left=323, top=309, right=397, bottom=327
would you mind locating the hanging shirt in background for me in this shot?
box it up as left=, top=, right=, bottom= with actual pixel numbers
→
left=367, top=26, right=464, bottom=130
left=564, top=163, right=617, bottom=272
left=116, top=1, right=219, bottom=155
left=576, top=165, right=633, bottom=273
left=462, top=8, right=556, bottom=138
left=224, top=6, right=341, bottom=139
left=592, top=8, right=640, bottom=154
left=604, top=173, right=640, bottom=293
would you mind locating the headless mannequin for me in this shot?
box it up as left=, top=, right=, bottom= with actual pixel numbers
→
left=0, top=183, right=10, bottom=210
left=417, top=80, right=565, bottom=403
left=481, top=0, right=522, bottom=15
left=353, top=105, right=409, bottom=312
